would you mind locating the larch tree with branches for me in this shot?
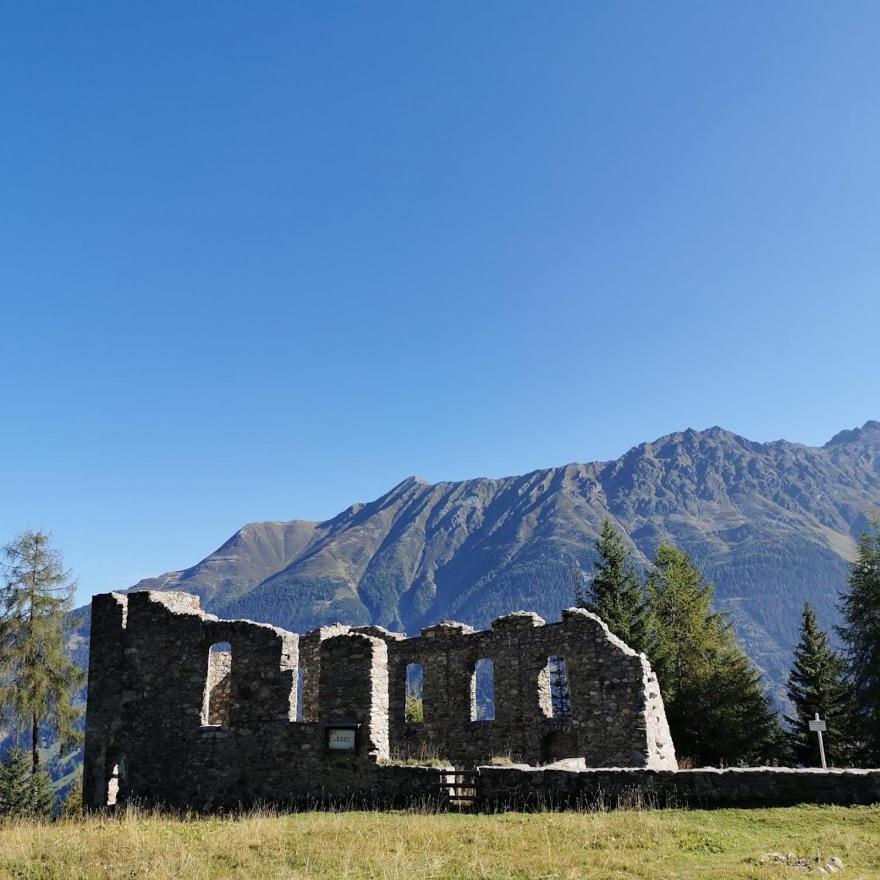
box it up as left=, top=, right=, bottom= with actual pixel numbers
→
left=0, top=530, right=84, bottom=774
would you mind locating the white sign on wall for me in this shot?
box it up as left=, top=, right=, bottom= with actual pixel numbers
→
left=327, top=728, right=357, bottom=751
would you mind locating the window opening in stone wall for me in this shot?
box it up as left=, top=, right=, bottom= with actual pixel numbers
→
left=105, top=760, right=120, bottom=806
left=548, top=656, right=572, bottom=720
left=471, top=658, right=495, bottom=721
left=405, top=662, right=424, bottom=723
left=294, top=666, right=305, bottom=721
left=201, top=642, right=232, bottom=727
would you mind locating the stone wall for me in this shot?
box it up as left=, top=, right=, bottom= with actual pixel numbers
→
left=84, top=590, right=880, bottom=812
left=298, top=624, right=351, bottom=722
left=83, top=591, right=396, bottom=809
left=319, top=633, right=390, bottom=760
left=383, top=607, right=676, bottom=769
left=83, top=592, right=128, bottom=811
left=83, top=590, right=676, bottom=810
left=475, top=766, right=880, bottom=810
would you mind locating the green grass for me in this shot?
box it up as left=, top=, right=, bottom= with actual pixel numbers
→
left=0, top=805, right=877, bottom=879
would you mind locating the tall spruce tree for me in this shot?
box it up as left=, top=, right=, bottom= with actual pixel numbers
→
left=785, top=602, right=852, bottom=767
left=838, top=518, right=880, bottom=764
left=580, top=519, right=650, bottom=653
left=645, top=543, right=781, bottom=766
left=0, top=530, right=84, bottom=774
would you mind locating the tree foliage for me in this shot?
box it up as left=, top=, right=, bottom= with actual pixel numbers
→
left=0, top=748, right=54, bottom=817
left=404, top=685, right=424, bottom=723
left=645, top=543, right=781, bottom=766
left=785, top=602, right=852, bottom=766
left=838, top=518, right=880, bottom=764
left=0, top=530, right=85, bottom=774
left=59, top=775, right=84, bottom=818
left=548, top=656, right=572, bottom=720
left=580, top=519, right=650, bottom=654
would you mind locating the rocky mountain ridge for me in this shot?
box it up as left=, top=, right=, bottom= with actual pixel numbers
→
left=124, top=421, right=880, bottom=694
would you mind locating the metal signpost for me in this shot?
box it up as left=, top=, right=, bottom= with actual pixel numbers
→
left=808, top=713, right=827, bottom=769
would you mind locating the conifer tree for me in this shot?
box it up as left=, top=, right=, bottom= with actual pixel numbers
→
left=0, top=748, right=54, bottom=817
left=59, top=774, right=83, bottom=818
left=548, top=656, right=572, bottom=720
left=0, top=530, right=84, bottom=774
left=646, top=543, right=781, bottom=766
left=785, top=602, right=852, bottom=766
left=838, top=518, right=880, bottom=764
left=581, top=519, right=650, bottom=653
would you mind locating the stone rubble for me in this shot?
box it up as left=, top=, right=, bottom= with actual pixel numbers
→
left=759, top=853, right=845, bottom=873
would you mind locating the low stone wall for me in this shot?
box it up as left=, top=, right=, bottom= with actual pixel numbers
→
left=282, top=765, right=453, bottom=810
left=474, top=766, right=880, bottom=810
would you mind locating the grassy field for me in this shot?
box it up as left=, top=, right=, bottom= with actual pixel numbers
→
left=0, top=805, right=877, bottom=879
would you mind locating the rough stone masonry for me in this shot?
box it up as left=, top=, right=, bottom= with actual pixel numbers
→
left=83, top=590, right=677, bottom=809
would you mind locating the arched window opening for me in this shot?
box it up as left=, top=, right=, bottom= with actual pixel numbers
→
left=294, top=666, right=305, bottom=722
left=405, top=662, right=424, bottom=723
left=106, top=761, right=120, bottom=806
left=202, top=642, right=232, bottom=727
left=548, top=656, right=572, bottom=720
left=104, top=753, right=125, bottom=807
left=471, top=658, right=495, bottom=721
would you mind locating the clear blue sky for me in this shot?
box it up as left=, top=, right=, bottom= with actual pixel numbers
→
left=2, top=2, right=878, bottom=604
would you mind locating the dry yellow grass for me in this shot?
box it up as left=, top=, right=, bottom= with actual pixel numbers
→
left=0, top=805, right=877, bottom=879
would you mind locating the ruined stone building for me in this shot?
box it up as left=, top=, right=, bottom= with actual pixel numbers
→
left=83, top=590, right=677, bottom=810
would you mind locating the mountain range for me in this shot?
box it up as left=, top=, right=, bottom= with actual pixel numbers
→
left=115, top=420, right=880, bottom=699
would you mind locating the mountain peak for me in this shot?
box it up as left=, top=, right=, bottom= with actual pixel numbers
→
left=370, top=475, right=433, bottom=506
left=392, top=475, right=431, bottom=490
left=825, top=420, right=880, bottom=447
left=638, top=424, right=748, bottom=453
